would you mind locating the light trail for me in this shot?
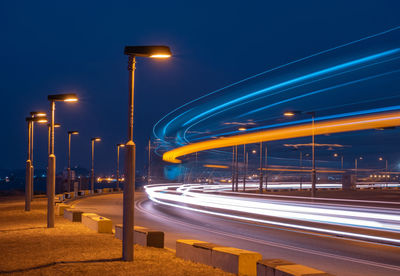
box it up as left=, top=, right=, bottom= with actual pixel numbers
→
left=163, top=111, right=400, bottom=163
left=145, top=183, right=400, bottom=245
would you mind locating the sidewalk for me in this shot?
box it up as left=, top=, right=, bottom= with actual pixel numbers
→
left=0, top=196, right=231, bottom=275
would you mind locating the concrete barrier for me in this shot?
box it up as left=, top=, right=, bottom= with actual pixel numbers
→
left=113, top=187, right=121, bottom=192
left=176, top=240, right=223, bottom=266
left=64, top=192, right=74, bottom=199
left=212, top=247, right=262, bottom=276
left=274, top=264, right=333, bottom=276
left=103, top=188, right=113, bottom=193
left=82, top=213, right=112, bottom=233
left=56, top=203, right=71, bottom=216
left=64, top=208, right=84, bottom=222
left=115, top=224, right=164, bottom=248
left=55, top=194, right=64, bottom=203
left=95, top=189, right=103, bottom=194
left=257, top=259, right=295, bottom=276
left=176, top=239, right=206, bottom=261
left=83, top=190, right=90, bottom=196
left=78, top=191, right=85, bottom=196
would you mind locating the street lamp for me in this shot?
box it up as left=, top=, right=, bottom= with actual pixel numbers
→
left=284, top=110, right=316, bottom=197
left=67, top=131, right=79, bottom=193
left=25, top=116, right=48, bottom=211
left=91, top=137, right=101, bottom=193
left=117, top=143, right=125, bottom=189
left=333, top=153, right=344, bottom=170
left=123, top=45, right=172, bottom=261
left=379, top=157, right=389, bottom=187
left=47, top=93, right=78, bottom=228
left=355, top=156, right=363, bottom=184
left=29, top=111, right=47, bottom=201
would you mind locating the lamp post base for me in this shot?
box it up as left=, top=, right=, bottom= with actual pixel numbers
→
left=123, top=141, right=135, bottom=261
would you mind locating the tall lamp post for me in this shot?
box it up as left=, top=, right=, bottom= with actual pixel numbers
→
left=147, top=139, right=151, bottom=185
left=284, top=111, right=316, bottom=197
left=379, top=157, right=389, bottom=187
left=29, top=111, right=47, bottom=200
left=333, top=153, right=344, bottom=169
left=116, top=143, right=125, bottom=189
left=48, top=124, right=61, bottom=154
left=67, top=131, right=79, bottom=192
left=47, top=93, right=78, bottom=228
left=123, top=45, right=171, bottom=261
left=25, top=116, right=48, bottom=211
left=91, top=137, right=101, bottom=193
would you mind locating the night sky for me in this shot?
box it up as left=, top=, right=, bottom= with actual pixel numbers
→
left=1, top=1, right=399, bottom=174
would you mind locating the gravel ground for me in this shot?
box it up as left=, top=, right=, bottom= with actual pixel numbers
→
left=0, top=196, right=232, bottom=276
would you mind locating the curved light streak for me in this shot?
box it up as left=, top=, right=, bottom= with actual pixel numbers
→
left=163, top=111, right=400, bottom=163
left=145, top=184, right=400, bottom=245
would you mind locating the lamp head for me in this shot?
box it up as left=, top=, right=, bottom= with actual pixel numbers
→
left=124, top=45, right=172, bottom=58
left=91, top=137, right=101, bottom=142
left=26, top=116, right=48, bottom=123
left=283, top=111, right=302, bottom=117
left=48, top=93, right=78, bottom=102
left=238, top=127, right=247, bottom=131
left=117, top=143, right=125, bottom=148
left=30, top=111, right=47, bottom=117
left=68, top=130, right=79, bottom=135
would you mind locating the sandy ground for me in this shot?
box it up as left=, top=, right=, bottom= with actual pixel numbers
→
left=0, top=196, right=232, bottom=275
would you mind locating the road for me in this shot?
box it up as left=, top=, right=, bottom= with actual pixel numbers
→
left=72, top=190, right=400, bottom=276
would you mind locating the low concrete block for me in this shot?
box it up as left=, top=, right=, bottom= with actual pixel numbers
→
left=64, top=208, right=84, bottom=222
left=56, top=203, right=71, bottom=216
left=275, top=264, right=333, bottom=276
left=176, top=239, right=208, bottom=261
left=83, top=190, right=90, bottom=196
left=78, top=191, right=85, bottom=196
left=113, top=187, right=121, bottom=192
left=115, top=224, right=164, bottom=248
left=64, top=192, right=74, bottom=199
left=95, top=189, right=103, bottom=194
left=212, top=247, right=262, bottom=276
left=55, top=194, right=64, bottom=203
left=257, top=259, right=295, bottom=276
left=103, top=188, right=113, bottom=193
left=82, top=213, right=112, bottom=233
left=192, top=242, right=221, bottom=266
left=134, top=227, right=164, bottom=248
left=115, top=224, right=123, bottom=240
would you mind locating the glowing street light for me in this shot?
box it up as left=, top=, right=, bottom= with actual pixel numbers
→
left=116, top=143, right=125, bottom=189
left=284, top=110, right=316, bottom=197
left=25, top=116, right=48, bottom=211
left=47, top=93, right=78, bottom=228
left=91, top=137, right=101, bottom=193
left=379, top=157, right=389, bottom=187
left=333, top=153, right=344, bottom=170
left=29, top=111, right=47, bottom=201
left=123, top=45, right=172, bottom=261
left=67, top=131, right=79, bottom=192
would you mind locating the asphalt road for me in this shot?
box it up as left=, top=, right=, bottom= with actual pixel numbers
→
left=73, top=192, right=400, bottom=276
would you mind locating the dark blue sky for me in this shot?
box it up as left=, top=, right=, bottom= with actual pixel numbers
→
left=0, top=1, right=399, bottom=174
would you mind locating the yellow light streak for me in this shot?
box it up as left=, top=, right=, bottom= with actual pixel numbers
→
left=163, top=111, right=400, bottom=163
left=203, top=164, right=229, bottom=169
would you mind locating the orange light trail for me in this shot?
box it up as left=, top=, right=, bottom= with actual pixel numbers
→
left=163, top=111, right=400, bottom=163
left=203, top=164, right=230, bottom=169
